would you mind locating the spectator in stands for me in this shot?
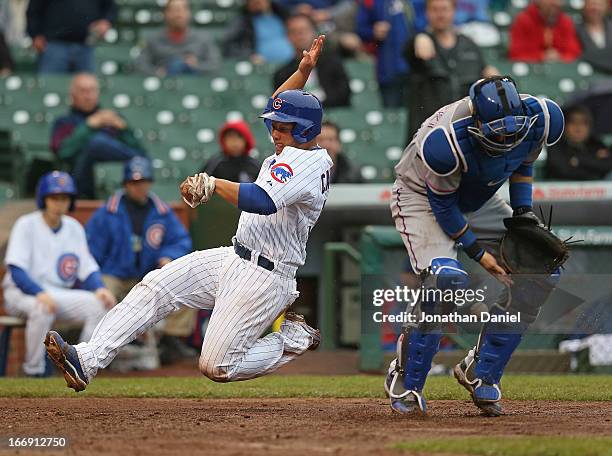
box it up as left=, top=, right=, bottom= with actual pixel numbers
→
left=3, top=171, right=115, bottom=377
left=201, top=120, right=260, bottom=182
left=274, top=13, right=351, bottom=107
left=356, top=0, right=410, bottom=108
left=318, top=120, right=363, bottom=183
left=280, top=0, right=354, bottom=28
left=404, top=0, right=498, bottom=140
left=509, top=0, right=582, bottom=62
left=135, top=0, right=220, bottom=76
left=0, top=0, right=29, bottom=45
left=222, top=0, right=293, bottom=63
left=576, top=0, right=612, bottom=73
left=0, top=29, right=14, bottom=75
left=284, top=0, right=363, bottom=56
left=412, top=0, right=491, bottom=32
left=50, top=73, right=148, bottom=199
left=321, top=1, right=365, bottom=58
left=546, top=105, right=612, bottom=180
left=26, top=0, right=115, bottom=74
left=85, top=157, right=195, bottom=365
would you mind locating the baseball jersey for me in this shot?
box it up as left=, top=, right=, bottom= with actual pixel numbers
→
left=4, top=211, right=100, bottom=290
left=235, top=145, right=333, bottom=268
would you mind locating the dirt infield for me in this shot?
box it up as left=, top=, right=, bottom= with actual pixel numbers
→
left=1, top=398, right=610, bottom=455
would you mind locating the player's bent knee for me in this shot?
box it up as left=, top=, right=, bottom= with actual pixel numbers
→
left=198, top=357, right=232, bottom=383
left=429, top=257, right=469, bottom=291
left=29, top=302, right=56, bottom=320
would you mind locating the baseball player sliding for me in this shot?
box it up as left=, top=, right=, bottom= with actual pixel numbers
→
left=45, top=35, right=332, bottom=391
left=385, top=76, right=565, bottom=416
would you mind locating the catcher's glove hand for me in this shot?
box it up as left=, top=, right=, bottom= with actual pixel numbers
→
left=180, top=173, right=216, bottom=208
left=500, top=215, right=569, bottom=274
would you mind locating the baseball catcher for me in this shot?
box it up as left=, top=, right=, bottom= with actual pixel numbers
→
left=386, top=76, right=567, bottom=416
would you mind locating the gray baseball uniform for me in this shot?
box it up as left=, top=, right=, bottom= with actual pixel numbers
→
left=392, top=96, right=548, bottom=273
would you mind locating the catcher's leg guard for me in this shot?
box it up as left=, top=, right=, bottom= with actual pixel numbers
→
left=455, top=270, right=560, bottom=416
left=386, top=258, right=468, bottom=416
left=386, top=328, right=441, bottom=415
left=453, top=313, right=521, bottom=417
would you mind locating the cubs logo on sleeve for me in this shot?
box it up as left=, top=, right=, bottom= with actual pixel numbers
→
left=270, top=163, right=293, bottom=183
left=56, top=253, right=79, bottom=283
left=145, top=224, right=165, bottom=249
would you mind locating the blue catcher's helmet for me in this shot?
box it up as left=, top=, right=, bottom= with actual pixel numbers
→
left=123, top=156, right=154, bottom=183
left=260, top=90, right=323, bottom=144
left=36, top=171, right=77, bottom=211
left=468, top=76, right=538, bottom=156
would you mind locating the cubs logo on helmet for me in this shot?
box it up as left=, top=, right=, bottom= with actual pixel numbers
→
left=124, top=156, right=154, bottom=184
left=146, top=224, right=165, bottom=249
left=56, top=253, right=79, bottom=282
left=260, top=90, right=323, bottom=144
left=36, top=171, right=77, bottom=211
left=270, top=163, right=293, bottom=183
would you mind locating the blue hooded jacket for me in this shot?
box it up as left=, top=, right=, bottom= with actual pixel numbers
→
left=86, top=191, right=192, bottom=279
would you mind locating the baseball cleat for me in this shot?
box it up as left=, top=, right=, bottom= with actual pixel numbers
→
left=284, top=312, right=321, bottom=350
left=390, top=392, right=427, bottom=416
left=44, top=331, right=88, bottom=392
left=385, top=365, right=427, bottom=416
left=453, top=360, right=503, bottom=417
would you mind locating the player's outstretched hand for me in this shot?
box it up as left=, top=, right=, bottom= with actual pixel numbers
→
left=96, top=288, right=117, bottom=309
left=298, top=35, right=325, bottom=76
left=180, top=173, right=216, bottom=208
left=479, top=251, right=513, bottom=286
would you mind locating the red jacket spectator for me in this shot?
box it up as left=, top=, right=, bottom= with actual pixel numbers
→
left=509, top=2, right=582, bottom=62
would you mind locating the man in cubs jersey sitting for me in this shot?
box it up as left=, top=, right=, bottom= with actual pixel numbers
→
left=3, top=172, right=115, bottom=376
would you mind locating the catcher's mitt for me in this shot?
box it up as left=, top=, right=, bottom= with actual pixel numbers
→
left=499, top=215, right=569, bottom=274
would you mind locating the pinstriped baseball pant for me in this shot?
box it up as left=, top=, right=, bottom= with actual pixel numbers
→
left=75, top=247, right=313, bottom=382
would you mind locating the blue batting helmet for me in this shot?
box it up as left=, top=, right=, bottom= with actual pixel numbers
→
left=260, top=90, right=323, bottom=144
left=468, top=76, right=538, bottom=156
left=36, top=171, right=77, bottom=211
left=123, top=156, right=154, bottom=184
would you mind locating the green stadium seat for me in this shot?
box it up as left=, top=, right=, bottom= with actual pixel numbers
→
left=0, top=182, right=18, bottom=204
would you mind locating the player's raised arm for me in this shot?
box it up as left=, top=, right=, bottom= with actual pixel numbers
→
left=272, top=35, right=325, bottom=97
left=179, top=36, right=326, bottom=214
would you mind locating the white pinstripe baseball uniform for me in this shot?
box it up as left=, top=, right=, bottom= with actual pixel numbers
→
left=3, top=212, right=107, bottom=375
left=74, top=145, right=333, bottom=382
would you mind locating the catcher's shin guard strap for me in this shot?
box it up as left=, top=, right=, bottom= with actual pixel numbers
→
left=473, top=330, right=522, bottom=385
left=402, top=329, right=442, bottom=391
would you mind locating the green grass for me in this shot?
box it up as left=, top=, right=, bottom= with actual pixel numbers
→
left=0, top=375, right=611, bottom=399
left=394, top=436, right=612, bottom=456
